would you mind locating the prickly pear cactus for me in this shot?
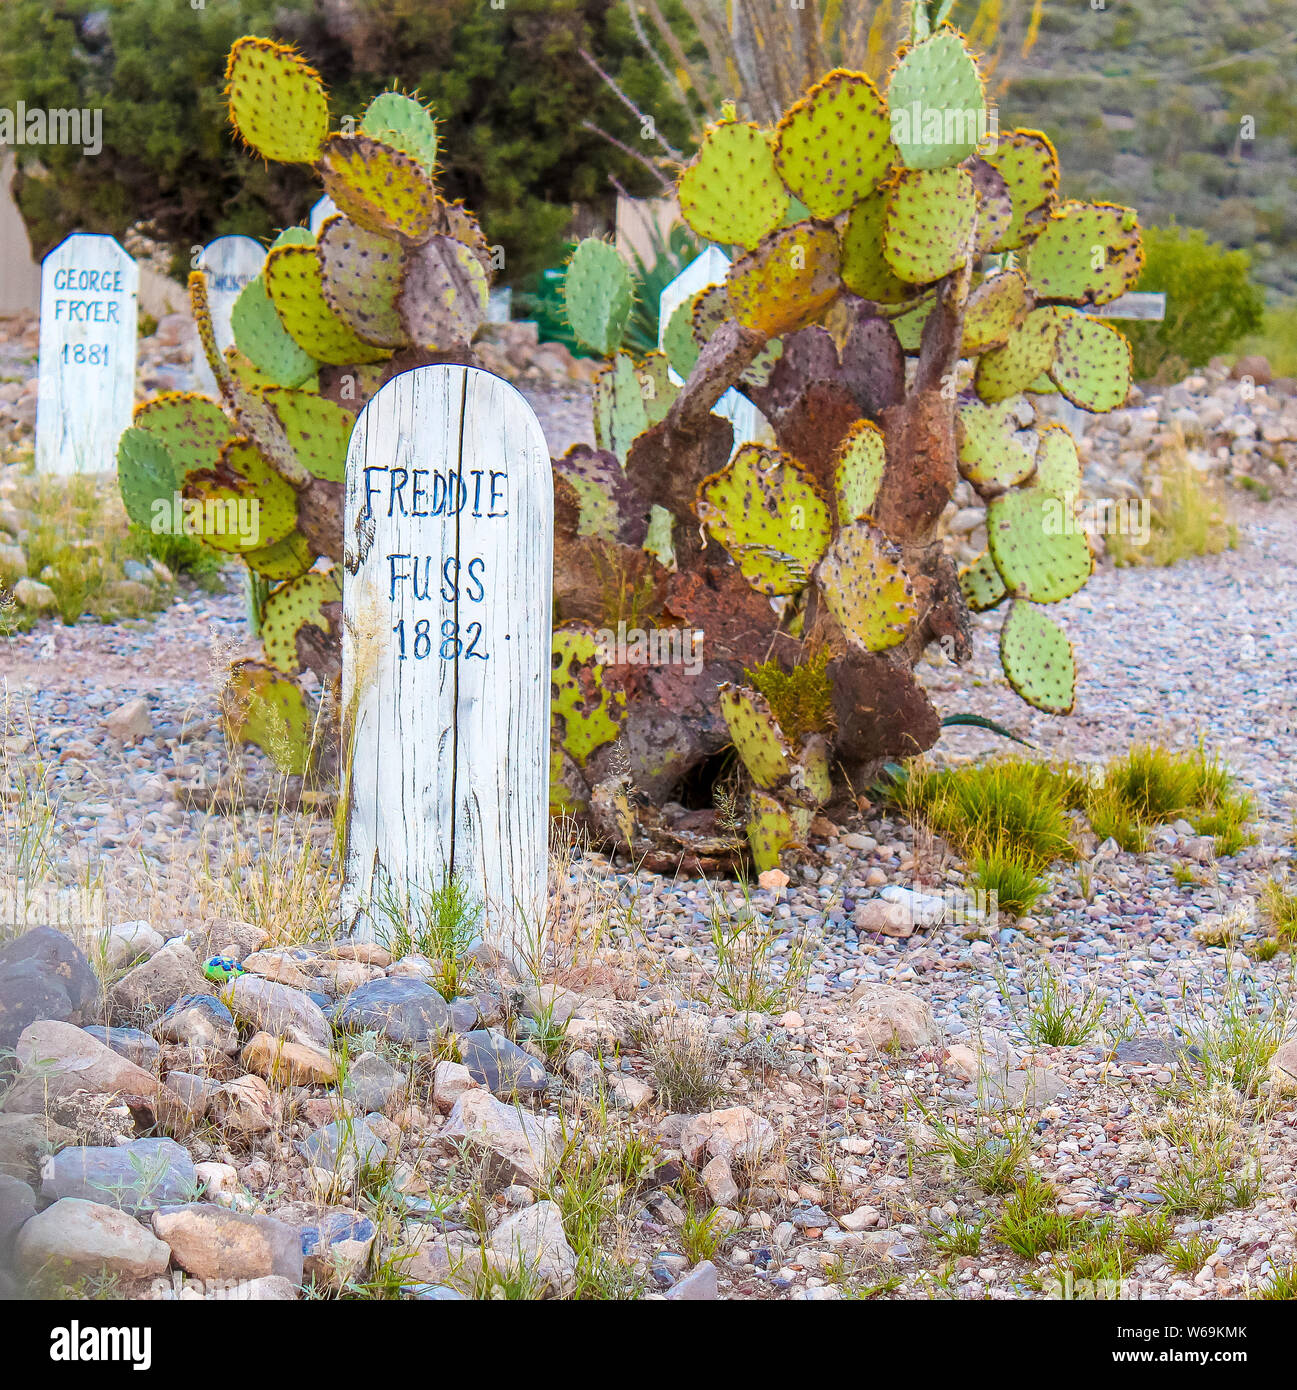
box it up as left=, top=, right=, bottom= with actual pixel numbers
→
left=550, top=6, right=1142, bottom=874
left=116, top=36, right=496, bottom=774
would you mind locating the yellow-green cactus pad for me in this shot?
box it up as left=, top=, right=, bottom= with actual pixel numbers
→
left=832, top=420, right=887, bottom=522
left=791, top=735, right=833, bottom=807
left=746, top=791, right=799, bottom=872
left=695, top=444, right=832, bottom=596
left=230, top=274, right=319, bottom=388
left=987, top=487, right=1092, bottom=603
left=1034, top=424, right=1082, bottom=495
left=263, top=244, right=389, bottom=366
left=316, top=216, right=407, bottom=348
left=260, top=569, right=341, bottom=676
left=225, top=37, right=329, bottom=165
left=772, top=70, right=893, bottom=217
left=974, top=306, right=1060, bottom=402
left=190, top=271, right=231, bottom=391
left=663, top=293, right=704, bottom=378
left=885, top=28, right=986, bottom=170
left=553, top=444, right=635, bottom=541
left=225, top=380, right=308, bottom=486
left=183, top=438, right=298, bottom=554
left=890, top=296, right=934, bottom=352
left=397, top=235, right=489, bottom=350
left=117, top=428, right=179, bottom=531
left=958, top=550, right=1006, bottom=612
left=318, top=133, right=439, bottom=245
left=360, top=91, right=439, bottom=174
left=593, top=353, right=649, bottom=465
left=970, top=158, right=1013, bottom=251
left=677, top=119, right=789, bottom=250
left=1048, top=312, right=1132, bottom=413
left=133, top=392, right=234, bottom=476
left=1021, top=200, right=1143, bottom=307
left=961, top=268, right=1028, bottom=354
left=718, top=683, right=796, bottom=790
left=815, top=521, right=917, bottom=653
left=637, top=351, right=679, bottom=427
left=999, top=601, right=1076, bottom=715
left=564, top=238, right=635, bottom=356
left=261, top=388, right=354, bottom=483
left=551, top=625, right=626, bottom=766
left=726, top=221, right=841, bottom=338
left=883, top=168, right=977, bottom=284
left=840, top=188, right=913, bottom=304
left=956, top=397, right=1037, bottom=491
left=982, top=129, right=1059, bottom=251
left=242, top=531, right=315, bottom=582
left=222, top=660, right=317, bottom=775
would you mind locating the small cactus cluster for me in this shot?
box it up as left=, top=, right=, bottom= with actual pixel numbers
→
left=116, top=37, right=494, bottom=772
left=552, top=20, right=1142, bottom=870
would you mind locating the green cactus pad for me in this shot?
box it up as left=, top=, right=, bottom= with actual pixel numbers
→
left=726, top=221, right=841, bottom=338
left=1021, top=200, right=1143, bottom=307
left=1034, top=424, right=1082, bottom=495
left=133, top=392, right=234, bottom=476
left=690, top=283, right=730, bottom=344
left=792, top=735, right=833, bottom=807
left=663, top=294, right=704, bottom=378
left=318, top=133, right=439, bottom=245
left=183, top=439, right=298, bottom=554
left=719, top=683, right=796, bottom=790
left=242, top=531, right=315, bottom=582
left=982, top=129, right=1059, bottom=250
left=260, top=569, right=341, bottom=676
left=959, top=550, right=1007, bottom=612
left=695, top=444, right=832, bottom=596
left=832, top=420, right=887, bottom=522
left=677, top=119, right=789, bottom=250
left=961, top=268, right=1028, bottom=354
left=643, top=504, right=676, bottom=570
left=974, top=306, right=1060, bottom=402
left=261, top=388, right=353, bottom=483
left=225, top=37, right=329, bottom=165
left=117, top=427, right=179, bottom=531
left=772, top=70, right=893, bottom=217
left=746, top=791, right=799, bottom=873
left=360, top=91, right=439, bottom=174
left=885, top=28, right=987, bottom=170
left=1026, top=371, right=1059, bottom=395
left=882, top=168, right=977, bottom=284
left=890, top=296, right=934, bottom=352
left=551, top=625, right=626, bottom=765
left=999, top=601, right=1076, bottom=715
left=814, top=521, right=917, bottom=653
left=553, top=444, right=634, bottom=541
left=956, top=398, right=1037, bottom=491
left=593, top=353, right=650, bottom=465
left=970, top=157, right=1013, bottom=251
left=1048, top=312, right=1132, bottom=412
left=190, top=271, right=231, bottom=391
left=230, top=274, right=320, bottom=387
left=840, top=188, right=912, bottom=304
left=637, top=351, right=679, bottom=427
left=316, top=216, right=407, bottom=348
left=225, top=381, right=308, bottom=486
left=263, top=244, right=389, bottom=366
left=272, top=227, right=316, bottom=249
left=987, top=487, right=1093, bottom=603
left=397, top=234, right=489, bottom=350
left=564, top=238, right=634, bottom=356
left=221, top=660, right=316, bottom=775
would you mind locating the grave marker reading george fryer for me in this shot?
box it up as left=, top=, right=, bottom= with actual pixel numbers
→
left=340, top=365, right=553, bottom=957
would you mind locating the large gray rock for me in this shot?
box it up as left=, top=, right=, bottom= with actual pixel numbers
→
left=108, top=940, right=208, bottom=1022
left=438, top=1088, right=560, bottom=1188
left=487, top=1200, right=576, bottom=1297
left=153, top=994, right=238, bottom=1051
left=330, top=977, right=450, bottom=1045
left=295, top=1115, right=388, bottom=1179
left=151, top=1204, right=303, bottom=1284
left=276, top=1202, right=376, bottom=1288
left=0, top=1112, right=76, bottom=1182
left=341, top=1050, right=404, bottom=1112
left=0, top=1173, right=36, bottom=1261
left=83, top=1025, right=160, bottom=1068
left=16, top=1198, right=171, bottom=1281
left=459, top=1028, right=550, bottom=1096
left=39, top=1138, right=197, bottom=1212
left=224, top=974, right=330, bottom=1051
left=0, top=926, right=100, bottom=1049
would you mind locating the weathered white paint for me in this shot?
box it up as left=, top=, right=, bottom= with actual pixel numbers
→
left=341, top=365, right=554, bottom=959
left=659, top=247, right=773, bottom=456
left=1095, top=291, right=1166, bottom=322
left=308, top=195, right=338, bottom=237
left=35, top=234, right=138, bottom=474
left=191, top=234, right=265, bottom=394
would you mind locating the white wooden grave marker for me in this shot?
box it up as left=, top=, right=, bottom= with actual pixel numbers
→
left=659, top=248, right=773, bottom=457
left=191, top=234, right=264, bottom=395
left=35, top=234, right=138, bottom=474
left=308, top=195, right=338, bottom=237
left=340, top=365, right=554, bottom=957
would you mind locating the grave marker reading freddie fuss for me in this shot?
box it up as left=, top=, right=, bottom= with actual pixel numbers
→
left=340, top=364, right=554, bottom=958
left=36, top=233, right=138, bottom=474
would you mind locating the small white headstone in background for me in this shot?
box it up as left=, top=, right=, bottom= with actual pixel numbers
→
left=486, top=287, right=512, bottom=324
left=191, top=234, right=265, bottom=394
left=36, top=233, right=138, bottom=474
left=341, top=364, right=554, bottom=958
left=308, top=196, right=338, bottom=237
left=659, top=247, right=772, bottom=457
left=1095, top=292, right=1166, bottom=322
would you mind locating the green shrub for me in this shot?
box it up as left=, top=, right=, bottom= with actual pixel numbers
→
left=1123, top=226, right=1264, bottom=381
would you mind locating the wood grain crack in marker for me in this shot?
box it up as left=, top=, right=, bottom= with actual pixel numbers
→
left=340, top=365, right=553, bottom=961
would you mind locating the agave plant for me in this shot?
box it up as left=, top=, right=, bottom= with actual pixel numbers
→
left=550, top=13, right=1142, bottom=869
left=116, top=37, right=494, bottom=773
